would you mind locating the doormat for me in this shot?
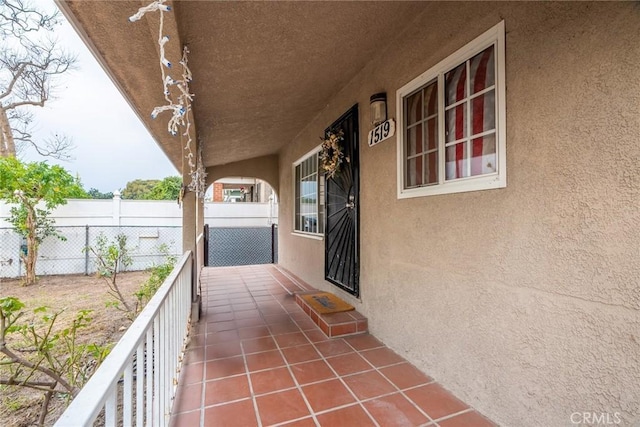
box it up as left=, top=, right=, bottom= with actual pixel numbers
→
left=301, top=292, right=354, bottom=314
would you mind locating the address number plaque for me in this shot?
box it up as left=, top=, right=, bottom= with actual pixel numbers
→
left=367, top=119, right=395, bottom=147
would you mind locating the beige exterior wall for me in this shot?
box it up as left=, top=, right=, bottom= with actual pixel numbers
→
left=278, top=3, right=640, bottom=426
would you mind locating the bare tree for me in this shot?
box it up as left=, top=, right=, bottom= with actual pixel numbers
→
left=0, top=0, right=76, bottom=160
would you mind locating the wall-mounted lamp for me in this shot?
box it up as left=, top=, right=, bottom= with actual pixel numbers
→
left=370, top=92, right=387, bottom=127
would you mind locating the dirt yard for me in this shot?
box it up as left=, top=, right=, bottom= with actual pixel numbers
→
left=0, top=271, right=151, bottom=427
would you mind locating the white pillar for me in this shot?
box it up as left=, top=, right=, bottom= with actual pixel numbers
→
left=112, top=190, right=121, bottom=226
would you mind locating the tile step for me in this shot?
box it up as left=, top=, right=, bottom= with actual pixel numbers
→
left=294, top=291, right=368, bottom=338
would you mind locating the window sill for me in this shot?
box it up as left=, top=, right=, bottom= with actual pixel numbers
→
left=291, top=232, right=324, bottom=241
left=397, top=174, right=506, bottom=199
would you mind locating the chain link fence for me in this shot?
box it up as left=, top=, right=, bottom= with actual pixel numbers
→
left=0, top=226, right=182, bottom=279
left=207, top=225, right=278, bottom=267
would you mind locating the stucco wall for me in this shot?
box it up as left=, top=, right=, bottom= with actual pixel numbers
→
left=277, top=3, right=640, bottom=426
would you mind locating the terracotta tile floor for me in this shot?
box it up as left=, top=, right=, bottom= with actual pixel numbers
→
left=170, top=265, right=496, bottom=427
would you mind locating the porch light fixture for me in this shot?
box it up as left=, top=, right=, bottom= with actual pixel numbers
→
left=370, top=92, right=387, bottom=127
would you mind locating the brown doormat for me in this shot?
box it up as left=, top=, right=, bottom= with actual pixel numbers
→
left=301, top=292, right=354, bottom=314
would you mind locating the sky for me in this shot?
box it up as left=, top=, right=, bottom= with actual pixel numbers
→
left=21, top=1, right=178, bottom=193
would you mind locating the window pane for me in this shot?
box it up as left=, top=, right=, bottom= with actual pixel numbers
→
left=471, top=134, right=496, bottom=176
left=294, top=153, right=322, bottom=233
left=399, top=25, right=504, bottom=194
left=446, top=103, right=467, bottom=142
left=318, top=172, right=325, bottom=234
left=304, top=190, right=317, bottom=205
left=425, top=118, right=437, bottom=151
left=302, top=174, right=317, bottom=205
left=406, top=90, right=422, bottom=126
left=295, top=165, right=301, bottom=230
left=471, top=89, right=495, bottom=136
left=307, top=156, right=313, bottom=176
left=407, top=123, right=423, bottom=156
left=425, top=152, right=438, bottom=184
left=305, top=157, right=312, bottom=177
left=303, top=214, right=318, bottom=233
left=406, top=157, right=423, bottom=187
left=423, top=81, right=438, bottom=118
left=445, top=142, right=468, bottom=180
left=470, top=45, right=495, bottom=94
left=299, top=181, right=307, bottom=207
left=445, top=62, right=466, bottom=107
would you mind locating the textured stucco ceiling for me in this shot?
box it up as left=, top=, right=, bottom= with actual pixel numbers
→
left=59, top=1, right=427, bottom=172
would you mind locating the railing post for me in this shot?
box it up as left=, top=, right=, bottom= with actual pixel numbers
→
left=271, top=223, right=276, bottom=264
left=203, top=224, right=209, bottom=267
left=191, top=254, right=196, bottom=304
left=84, top=225, right=89, bottom=276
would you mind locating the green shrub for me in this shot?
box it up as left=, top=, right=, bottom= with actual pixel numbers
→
left=86, top=233, right=135, bottom=317
left=134, top=244, right=177, bottom=310
left=0, top=297, right=110, bottom=425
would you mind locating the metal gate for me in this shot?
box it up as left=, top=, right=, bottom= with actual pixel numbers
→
left=324, top=104, right=360, bottom=297
left=205, top=224, right=278, bottom=267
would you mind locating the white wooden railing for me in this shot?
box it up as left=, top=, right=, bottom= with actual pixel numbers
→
left=55, top=252, right=193, bottom=427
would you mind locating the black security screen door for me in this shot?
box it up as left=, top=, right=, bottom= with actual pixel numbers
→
left=324, top=104, right=360, bottom=297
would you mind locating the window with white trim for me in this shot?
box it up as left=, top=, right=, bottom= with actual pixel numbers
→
left=293, top=148, right=325, bottom=235
left=397, top=21, right=506, bottom=198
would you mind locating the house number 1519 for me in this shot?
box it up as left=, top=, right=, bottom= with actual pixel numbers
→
left=368, top=119, right=395, bottom=147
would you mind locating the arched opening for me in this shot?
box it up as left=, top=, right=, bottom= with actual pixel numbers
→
left=202, top=177, right=279, bottom=267
left=206, top=177, right=277, bottom=204
left=204, top=177, right=278, bottom=227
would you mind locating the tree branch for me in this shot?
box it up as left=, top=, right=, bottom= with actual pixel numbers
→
left=27, top=135, right=75, bottom=161
left=0, top=0, right=60, bottom=38
left=0, top=342, right=77, bottom=396
left=0, top=62, right=28, bottom=100
left=0, top=378, right=56, bottom=390
left=5, top=98, right=45, bottom=110
left=0, top=6, right=76, bottom=159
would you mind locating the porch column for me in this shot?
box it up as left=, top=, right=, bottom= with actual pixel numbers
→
left=182, top=186, right=200, bottom=321
left=195, top=188, right=205, bottom=316
left=182, top=191, right=197, bottom=252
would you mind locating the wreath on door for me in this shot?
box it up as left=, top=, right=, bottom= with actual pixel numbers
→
left=320, top=129, right=347, bottom=178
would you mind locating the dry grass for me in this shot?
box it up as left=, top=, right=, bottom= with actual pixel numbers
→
left=0, top=271, right=150, bottom=427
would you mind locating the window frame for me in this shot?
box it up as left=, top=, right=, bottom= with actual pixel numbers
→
left=396, top=21, right=506, bottom=199
left=292, top=145, right=325, bottom=239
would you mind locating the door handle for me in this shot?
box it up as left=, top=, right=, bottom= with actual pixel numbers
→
left=345, top=195, right=355, bottom=210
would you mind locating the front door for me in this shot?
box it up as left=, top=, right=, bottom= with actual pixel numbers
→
left=324, top=104, right=360, bottom=297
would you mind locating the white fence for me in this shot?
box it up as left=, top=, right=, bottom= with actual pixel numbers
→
left=0, top=197, right=278, bottom=227
left=0, top=198, right=278, bottom=279
left=0, top=225, right=182, bottom=278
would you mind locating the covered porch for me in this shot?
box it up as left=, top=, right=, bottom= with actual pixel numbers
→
left=55, top=1, right=640, bottom=425
left=171, top=264, right=495, bottom=427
